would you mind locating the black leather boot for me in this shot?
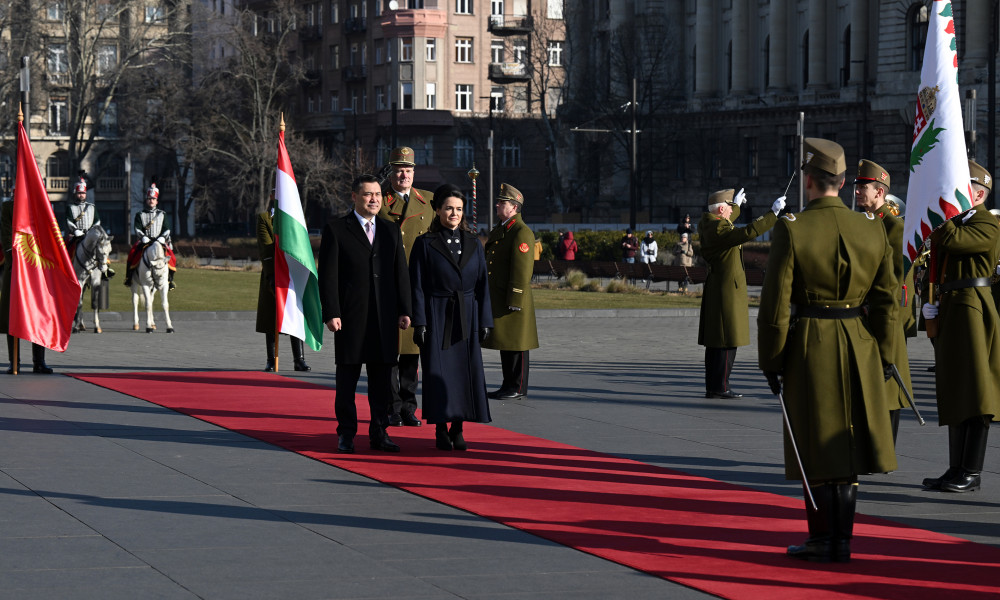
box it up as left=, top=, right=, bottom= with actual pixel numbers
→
left=832, top=483, right=857, bottom=563
left=264, top=332, right=275, bottom=372
left=435, top=423, right=453, bottom=451
left=923, top=423, right=964, bottom=489
left=291, top=337, right=311, bottom=371
left=787, top=483, right=835, bottom=563
left=6, top=335, right=18, bottom=374
left=890, top=409, right=900, bottom=446
left=449, top=421, right=467, bottom=451
left=942, top=417, right=989, bottom=493
left=32, top=344, right=53, bottom=374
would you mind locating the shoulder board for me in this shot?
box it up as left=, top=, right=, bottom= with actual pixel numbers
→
left=413, top=189, right=428, bottom=203
left=782, top=213, right=796, bottom=222
left=865, top=212, right=875, bottom=220
left=385, top=195, right=398, bottom=206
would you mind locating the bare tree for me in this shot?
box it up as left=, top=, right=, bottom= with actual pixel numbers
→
left=283, top=129, right=348, bottom=217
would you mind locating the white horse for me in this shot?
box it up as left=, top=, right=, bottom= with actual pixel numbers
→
left=131, top=240, right=174, bottom=333
left=71, top=225, right=113, bottom=334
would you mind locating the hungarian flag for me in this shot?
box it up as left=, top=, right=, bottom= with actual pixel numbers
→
left=903, top=0, right=972, bottom=273
left=8, top=120, right=81, bottom=352
left=274, top=127, right=323, bottom=351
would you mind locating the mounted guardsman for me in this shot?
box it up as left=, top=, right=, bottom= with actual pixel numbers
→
left=124, top=180, right=176, bottom=290
left=64, top=174, right=114, bottom=280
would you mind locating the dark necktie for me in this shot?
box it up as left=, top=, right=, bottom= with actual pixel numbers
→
left=403, top=193, right=409, bottom=204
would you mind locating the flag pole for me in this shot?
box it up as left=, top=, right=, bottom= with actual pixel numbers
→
left=273, top=113, right=286, bottom=371
left=8, top=104, right=25, bottom=374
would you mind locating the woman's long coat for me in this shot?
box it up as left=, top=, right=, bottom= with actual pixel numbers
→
left=410, top=229, right=494, bottom=423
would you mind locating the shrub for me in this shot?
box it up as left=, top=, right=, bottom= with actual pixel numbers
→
left=562, top=269, right=588, bottom=289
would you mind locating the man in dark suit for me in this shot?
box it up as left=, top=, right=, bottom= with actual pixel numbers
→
left=319, top=174, right=412, bottom=454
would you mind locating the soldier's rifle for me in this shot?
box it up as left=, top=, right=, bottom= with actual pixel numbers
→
left=776, top=384, right=817, bottom=511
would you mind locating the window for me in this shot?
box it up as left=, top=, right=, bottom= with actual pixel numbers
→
left=425, top=39, right=437, bottom=61
left=784, top=135, right=797, bottom=177
left=307, top=96, right=315, bottom=113
left=47, top=44, right=68, bottom=74
left=350, top=43, right=359, bottom=65
left=306, top=3, right=315, bottom=26
left=97, top=0, right=116, bottom=20
left=331, top=2, right=338, bottom=23
left=49, top=100, right=68, bottom=135
left=145, top=3, right=165, bottom=22
left=763, top=35, right=770, bottom=89
left=99, top=101, right=118, bottom=136
left=426, top=83, right=436, bottom=109
left=491, top=86, right=504, bottom=112
left=362, top=89, right=368, bottom=113
left=501, top=138, right=521, bottom=168
left=351, top=90, right=358, bottom=112
left=47, top=151, right=71, bottom=178
left=745, top=137, right=758, bottom=177
left=455, top=37, right=473, bottom=63
left=377, top=138, right=390, bottom=164
left=545, top=87, right=562, bottom=116
left=362, top=42, right=367, bottom=66
left=841, top=25, right=851, bottom=86
left=46, top=0, right=63, bottom=20
left=330, top=92, right=340, bottom=112
left=454, top=136, right=474, bottom=168
left=401, top=37, right=413, bottom=62
left=375, top=86, right=386, bottom=110
left=512, top=41, right=526, bottom=63
left=491, top=0, right=503, bottom=16
left=491, top=40, right=504, bottom=63
left=331, top=45, right=340, bottom=68
left=512, top=84, right=528, bottom=112
left=801, top=30, right=809, bottom=89
left=375, top=40, right=383, bottom=65
left=547, top=41, right=563, bottom=66
left=910, top=3, right=929, bottom=71
left=547, top=0, right=562, bottom=19
left=97, top=44, right=117, bottom=74
left=401, top=82, right=413, bottom=109
left=455, top=84, right=472, bottom=111
left=386, top=38, right=393, bottom=62
left=456, top=0, right=472, bottom=14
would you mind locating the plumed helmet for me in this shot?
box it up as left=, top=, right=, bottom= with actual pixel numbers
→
left=74, top=176, right=87, bottom=194
left=146, top=182, right=159, bottom=200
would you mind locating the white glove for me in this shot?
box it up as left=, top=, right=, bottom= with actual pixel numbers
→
left=962, top=210, right=975, bottom=224
left=922, top=302, right=939, bottom=320
left=995, top=263, right=1000, bottom=275
left=73, top=229, right=83, bottom=237
left=142, top=235, right=150, bottom=244
left=771, top=196, right=787, bottom=215
left=734, top=188, right=746, bottom=206
left=157, top=236, right=165, bottom=244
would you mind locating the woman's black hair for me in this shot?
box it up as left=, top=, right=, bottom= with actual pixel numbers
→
left=429, top=183, right=470, bottom=232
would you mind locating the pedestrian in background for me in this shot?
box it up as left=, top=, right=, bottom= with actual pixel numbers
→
left=639, top=230, right=658, bottom=264
left=558, top=231, right=577, bottom=261
left=621, top=228, right=638, bottom=263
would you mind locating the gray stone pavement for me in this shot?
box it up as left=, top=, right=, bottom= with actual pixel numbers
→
left=1, top=309, right=997, bottom=599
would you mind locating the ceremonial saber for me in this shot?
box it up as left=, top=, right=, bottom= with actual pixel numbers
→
left=782, top=171, right=797, bottom=199
left=777, top=388, right=817, bottom=511
left=890, top=364, right=926, bottom=425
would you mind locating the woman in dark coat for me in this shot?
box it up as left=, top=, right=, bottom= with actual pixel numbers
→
left=409, top=184, right=493, bottom=450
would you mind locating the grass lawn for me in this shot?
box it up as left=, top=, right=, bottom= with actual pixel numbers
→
left=96, top=261, right=718, bottom=313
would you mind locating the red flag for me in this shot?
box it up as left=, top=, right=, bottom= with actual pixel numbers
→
left=8, top=120, right=81, bottom=352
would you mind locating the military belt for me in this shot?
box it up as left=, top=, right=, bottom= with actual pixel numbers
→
left=791, top=304, right=865, bottom=319
left=940, top=277, right=991, bottom=293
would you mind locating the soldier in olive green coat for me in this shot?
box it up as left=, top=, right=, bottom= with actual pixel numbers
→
left=759, top=138, right=898, bottom=564
left=698, top=188, right=783, bottom=398
left=853, top=160, right=913, bottom=443
left=921, top=160, right=1000, bottom=494
left=483, top=183, right=538, bottom=400
left=1, top=198, right=51, bottom=374
left=255, top=204, right=310, bottom=373
left=379, top=146, right=434, bottom=426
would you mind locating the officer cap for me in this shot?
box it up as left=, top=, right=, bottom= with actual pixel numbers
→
left=853, top=159, right=890, bottom=190
left=498, top=183, right=524, bottom=206
left=802, top=138, right=846, bottom=176
left=707, top=189, right=734, bottom=206
left=388, top=146, right=416, bottom=166
left=969, top=160, right=992, bottom=192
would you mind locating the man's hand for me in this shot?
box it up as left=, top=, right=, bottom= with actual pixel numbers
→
left=398, top=315, right=411, bottom=330
left=771, top=196, right=787, bottom=215
left=764, top=371, right=782, bottom=395
left=480, top=327, right=491, bottom=343
left=883, top=364, right=894, bottom=382
left=922, top=302, right=939, bottom=320
left=325, top=318, right=342, bottom=332
left=413, top=325, right=426, bottom=348
left=156, top=236, right=166, bottom=245
left=734, top=188, right=746, bottom=206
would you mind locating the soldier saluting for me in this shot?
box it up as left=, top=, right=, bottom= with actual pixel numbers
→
left=758, top=138, right=898, bottom=563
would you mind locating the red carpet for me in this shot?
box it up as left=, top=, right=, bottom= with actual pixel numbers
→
left=70, top=371, right=1000, bottom=599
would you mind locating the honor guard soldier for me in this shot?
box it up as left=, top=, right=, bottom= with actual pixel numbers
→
left=921, top=160, right=1000, bottom=493
left=698, top=187, right=785, bottom=398
left=1, top=195, right=52, bottom=373
left=124, top=182, right=177, bottom=290
left=379, top=146, right=433, bottom=427
left=758, top=138, right=898, bottom=563
left=64, top=175, right=113, bottom=279
left=854, top=160, right=913, bottom=443
left=483, top=183, right=538, bottom=399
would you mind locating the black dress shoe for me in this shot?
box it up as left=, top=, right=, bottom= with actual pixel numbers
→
left=370, top=435, right=401, bottom=452
left=337, top=435, right=355, bottom=454
left=264, top=359, right=275, bottom=372
left=450, top=431, right=467, bottom=451
left=387, top=413, right=403, bottom=427
left=923, top=468, right=960, bottom=490
left=435, top=431, right=453, bottom=451
left=941, top=472, right=981, bottom=492
left=293, top=359, right=311, bottom=372
left=787, top=538, right=833, bottom=563
left=494, top=390, right=524, bottom=400
left=400, top=412, right=422, bottom=426
left=487, top=389, right=503, bottom=399
left=705, top=390, right=743, bottom=399
left=33, top=363, right=54, bottom=374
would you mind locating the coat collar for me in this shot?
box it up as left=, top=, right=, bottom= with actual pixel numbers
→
left=805, top=196, right=848, bottom=211
left=385, top=188, right=428, bottom=216
left=429, top=229, right=475, bottom=271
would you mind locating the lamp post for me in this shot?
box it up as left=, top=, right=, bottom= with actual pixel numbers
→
left=467, top=164, right=479, bottom=231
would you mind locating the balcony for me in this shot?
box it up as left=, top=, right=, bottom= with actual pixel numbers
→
left=98, top=177, right=126, bottom=191
left=488, top=14, right=532, bottom=34
left=489, top=62, right=529, bottom=81
left=344, top=17, right=366, bottom=34
left=47, top=71, right=70, bottom=86
left=298, top=25, right=323, bottom=42
left=342, top=65, right=367, bottom=82
left=304, top=69, right=322, bottom=87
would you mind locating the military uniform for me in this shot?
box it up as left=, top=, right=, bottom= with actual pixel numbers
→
left=698, top=189, right=778, bottom=398
left=379, top=146, right=434, bottom=425
left=853, top=160, right=913, bottom=442
left=922, top=160, right=1000, bottom=493
left=1, top=199, right=51, bottom=373
left=125, top=183, right=176, bottom=288
left=255, top=208, right=309, bottom=372
left=483, top=183, right=538, bottom=399
left=758, top=138, right=898, bottom=563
